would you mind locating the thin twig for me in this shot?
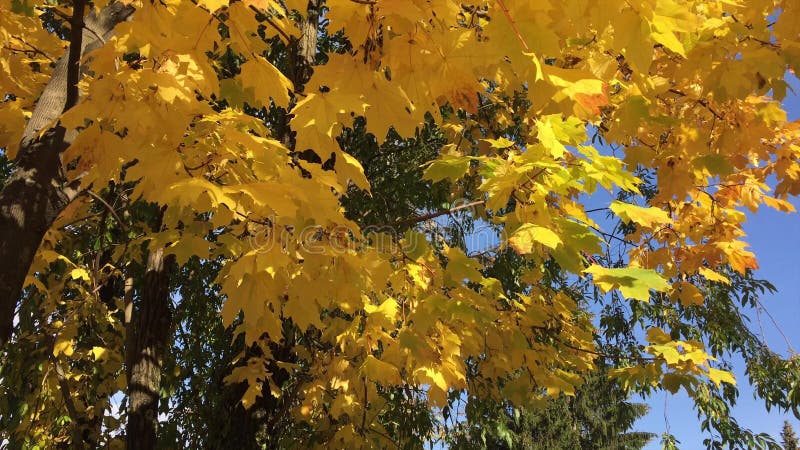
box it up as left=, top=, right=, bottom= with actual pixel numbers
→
left=7, top=36, right=56, bottom=63
left=2, top=43, right=55, bottom=63
left=755, top=298, right=796, bottom=355
left=59, top=213, right=102, bottom=230
left=668, top=88, right=724, bottom=120
left=246, top=6, right=293, bottom=44
left=557, top=338, right=655, bottom=363
left=84, top=190, right=128, bottom=231
left=48, top=335, right=84, bottom=447
left=755, top=304, right=768, bottom=347
left=42, top=6, right=71, bottom=21
left=588, top=224, right=635, bottom=246
left=53, top=358, right=81, bottom=421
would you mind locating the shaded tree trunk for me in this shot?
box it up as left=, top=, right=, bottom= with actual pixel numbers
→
left=0, top=128, right=75, bottom=347
left=213, top=343, right=294, bottom=449
left=0, top=1, right=134, bottom=348
left=126, top=248, right=175, bottom=450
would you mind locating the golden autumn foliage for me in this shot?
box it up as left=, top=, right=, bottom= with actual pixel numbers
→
left=2, top=0, right=800, bottom=447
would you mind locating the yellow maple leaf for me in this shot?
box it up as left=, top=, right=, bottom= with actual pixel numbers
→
left=223, top=359, right=270, bottom=409
left=698, top=267, right=730, bottom=285
left=284, top=294, right=323, bottom=331
left=670, top=281, right=705, bottom=306
left=197, top=0, right=229, bottom=12
left=239, top=56, right=293, bottom=108
left=364, top=298, right=399, bottom=330
left=707, top=367, right=736, bottom=387
left=53, top=333, right=75, bottom=357
left=361, top=355, right=402, bottom=385
left=508, top=224, right=562, bottom=253
left=610, top=201, right=671, bottom=228
left=91, top=346, right=109, bottom=361
left=69, top=268, right=91, bottom=282
left=584, top=265, right=669, bottom=301
left=336, top=151, right=371, bottom=192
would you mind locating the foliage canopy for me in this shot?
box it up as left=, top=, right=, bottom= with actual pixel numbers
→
left=1, top=0, right=800, bottom=448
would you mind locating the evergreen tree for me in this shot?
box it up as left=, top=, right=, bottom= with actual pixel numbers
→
left=782, top=421, right=799, bottom=450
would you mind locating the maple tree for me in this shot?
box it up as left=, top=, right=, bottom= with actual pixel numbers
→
left=2, top=0, right=800, bottom=448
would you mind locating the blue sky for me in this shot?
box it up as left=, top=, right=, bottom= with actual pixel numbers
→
left=635, top=73, right=800, bottom=449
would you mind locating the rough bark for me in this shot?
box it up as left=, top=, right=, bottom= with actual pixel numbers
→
left=0, top=1, right=134, bottom=348
left=297, top=1, right=320, bottom=81
left=283, top=0, right=322, bottom=159
left=126, top=248, right=175, bottom=450
left=284, top=0, right=319, bottom=90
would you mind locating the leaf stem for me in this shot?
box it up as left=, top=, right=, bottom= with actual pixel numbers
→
left=495, top=0, right=529, bottom=52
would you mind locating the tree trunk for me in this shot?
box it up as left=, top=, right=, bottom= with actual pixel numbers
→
left=296, top=0, right=320, bottom=82
left=126, top=248, right=175, bottom=450
left=0, top=128, right=73, bottom=347
left=0, top=1, right=134, bottom=349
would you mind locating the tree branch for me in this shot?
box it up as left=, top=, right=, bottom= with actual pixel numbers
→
left=84, top=190, right=128, bottom=232
left=382, top=200, right=484, bottom=229
left=65, top=0, right=87, bottom=111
